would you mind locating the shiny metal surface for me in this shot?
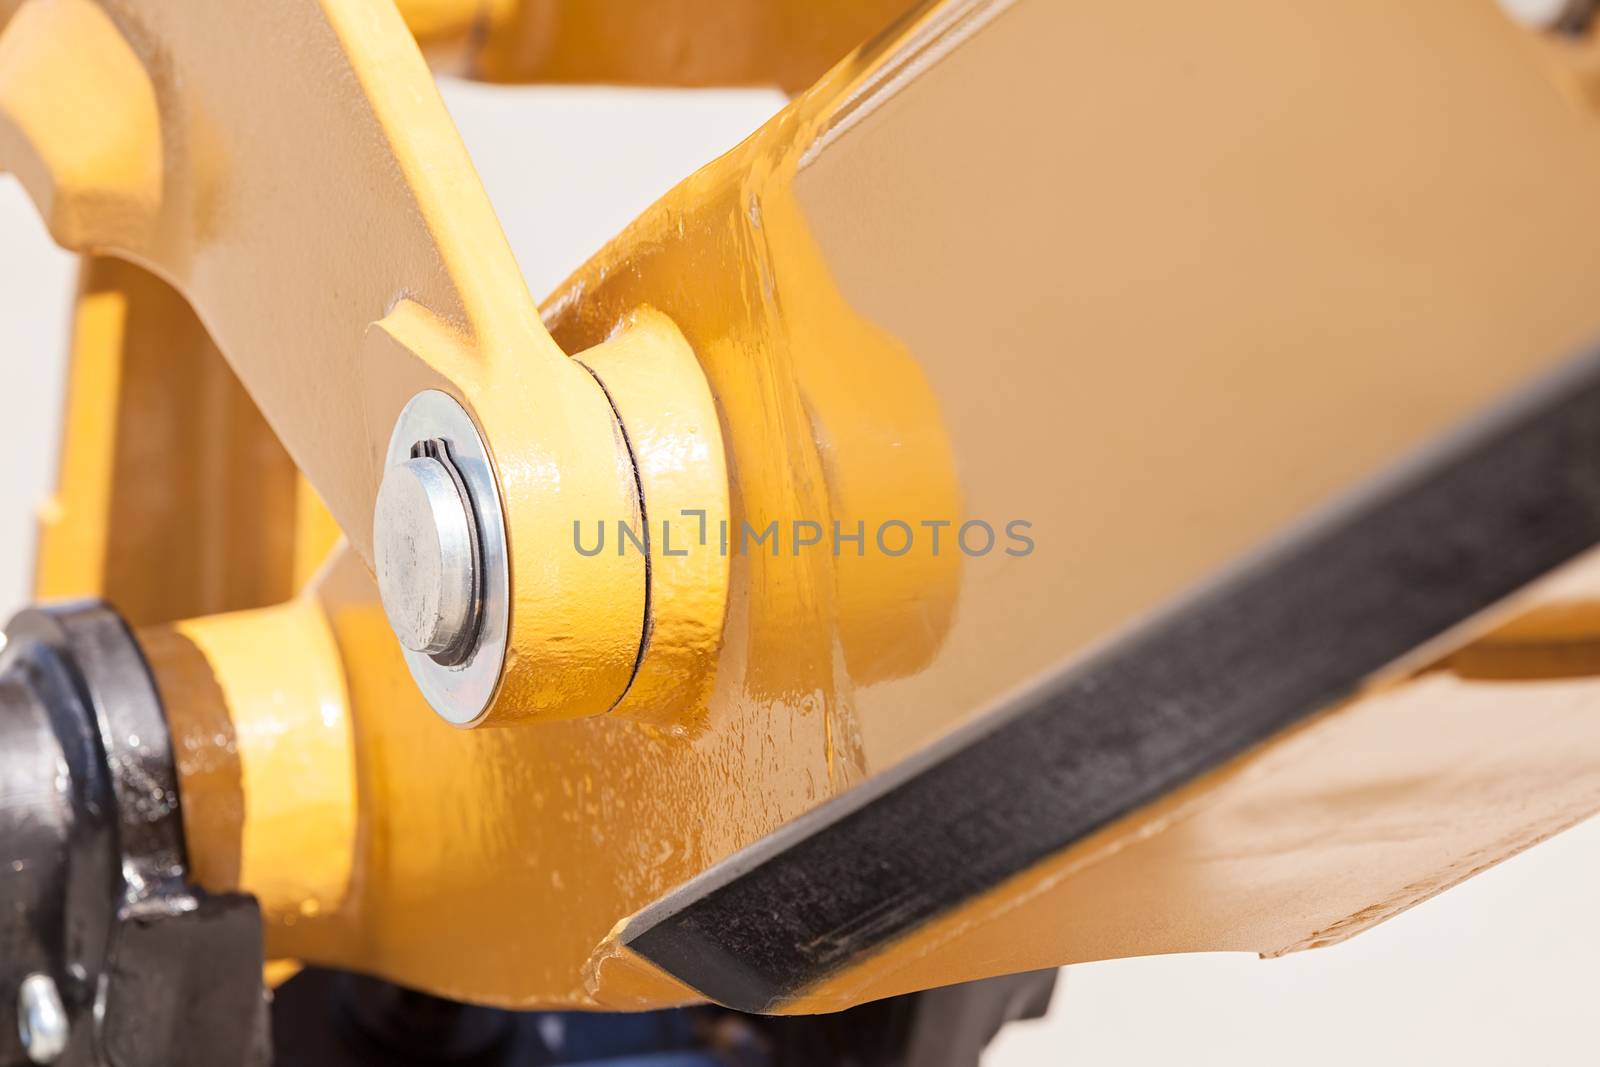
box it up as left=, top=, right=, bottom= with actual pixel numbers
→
left=381, top=390, right=509, bottom=726
left=544, top=0, right=1600, bottom=1009
left=15, top=0, right=1600, bottom=1018
left=548, top=0, right=1600, bottom=772
left=17, top=974, right=66, bottom=1065
left=0, top=0, right=651, bottom=728
left=118, top=0, right=1600, bottom=1011
left=1497, top=0, right=1596, bottom=31
left=0, top=602, right=270, bottom=1063
left=374, top=454, right=479, bottom=658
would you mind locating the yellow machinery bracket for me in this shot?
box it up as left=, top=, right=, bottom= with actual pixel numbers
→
left=9, top=0, right=1600, bottom=1026
left=0, top=0, right=705, bottom=727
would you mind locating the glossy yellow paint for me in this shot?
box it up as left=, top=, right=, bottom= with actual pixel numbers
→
left=293, top=476, right=345, bottom=592
left=539, top=0, right=1594, bottom=771
left=1473, top=552, right=1600, bottom=643
left=576, top=309, right=731, bottom=726
left=0, top=0, right=159, bottom=249
left=34, top=261, right=121, bottom=601
left=0, top=0, right=663, bottom=725
left=398, top=0, right=920, bottom=91
left=363, top=300, right=643, bottom=724
left=139, top=599, right=357, bottom=936
left=394, top=0, right=511, bottom=54
left=14, top=0, right=1600, bottom=1017
left=548, top=0, right=1600, bottom=1008
left=34, top=257, right=346, bottom=991
left=35, top=257, right=303, bottom=624
left=773, top=593, right=1600, bottom=1011
left=147, top=540, right=854, bottom=1006
left=1511, top=15, right=1600, bottom=112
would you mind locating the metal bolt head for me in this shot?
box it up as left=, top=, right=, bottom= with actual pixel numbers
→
left=374, top=454, right=478, bottom=657
left=1498, top=0, right=1596, bottom=31
left=18, top=974, right=67, bottom=1064
left=379, top=391, right=508, bottom=725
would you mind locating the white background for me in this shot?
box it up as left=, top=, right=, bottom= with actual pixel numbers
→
left=2, top=81, right=1598, bottom=1065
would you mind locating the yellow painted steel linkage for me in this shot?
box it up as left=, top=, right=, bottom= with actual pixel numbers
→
left=394, top=0, right=918, bottom=90
left=0, top=0, right=674, bottom=728
left=9, top=0, right=1600, bottom=1020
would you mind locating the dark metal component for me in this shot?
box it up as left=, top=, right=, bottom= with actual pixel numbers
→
left=624, top=349, right=1600, bottom=1012
left=0, top=602, right=269, bottom=1067
left=338, top=972, right=516, bottom=1062
left=272, top=968, right=737, bottom=1066
left=1558, top=0, right=1600, bottom=33
left=898, top=969, right=1056, bottom=1067
left=6, top=605, right=188, bottom=904
left=269, top=966, right=1053, bottom=1066
left=759, top=969, right=1056, bottom=1067
left=1525, top=0, right=1600, bottom=35
left=101, top=893, right=269, bottom=1067
left=0, top=616, right=116, bottom=1065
